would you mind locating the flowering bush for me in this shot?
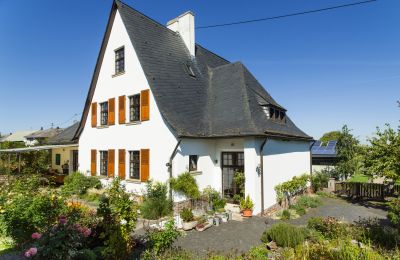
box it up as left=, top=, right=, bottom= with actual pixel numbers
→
left=24, top=215, right=95, bottom=259
left=0, top=191, right=66, bottom=244
left=275, top=174, right=310, bottom=203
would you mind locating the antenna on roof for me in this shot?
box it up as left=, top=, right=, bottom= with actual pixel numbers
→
left=51, top=123, right=54, bottom=129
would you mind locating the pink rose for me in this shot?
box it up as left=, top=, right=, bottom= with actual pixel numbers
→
left=58, top=216, right=67, bottom=224
left=24, top=247, right=37, bottom=257
left=83, top=228, right=91, bottom=237
left=31, top=232, right=42, bottom=239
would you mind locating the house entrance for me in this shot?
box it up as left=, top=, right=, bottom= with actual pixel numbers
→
left=221, top=152, right=244, bottom=200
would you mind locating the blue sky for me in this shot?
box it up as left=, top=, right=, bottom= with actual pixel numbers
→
left=0, top=0, right=398, bottom=142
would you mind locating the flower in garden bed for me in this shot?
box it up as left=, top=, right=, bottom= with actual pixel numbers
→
left=24, top=247, right=37, bottom=257
left=31, top=232, right=42, bottom=239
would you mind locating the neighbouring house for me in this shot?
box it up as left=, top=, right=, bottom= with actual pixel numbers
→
left=74, top=0, right=312, bottom=215
left=311, top=140, right=338, bottom=174
left=0, top=130, right=36, bottom=147
left=25, top=127, right=64, bottom=146
left=0, top=123, right=79, bottom=177
left=48, top=122, right=79, bottom=174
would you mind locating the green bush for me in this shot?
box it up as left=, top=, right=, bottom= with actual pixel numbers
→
left=307, top=216, right=347, bottom=239
left=274, top=174, right=309, bottom=203
left=311, top=171, right=329, bottom=192
left=233, top=171, right=245, bottom=202
left=141, top=181, right=172, bottom=220
left=170, top=172, right=200, bottom=199
left=1, top=192, right=66, bottom=244
left=203, top=186, right=226, bottom=211
left=180, top=208, right=194, bottom=222
left=387, top=198, right=400, bottom=227
left=143, top=219, right=181, bottom=257
left=294, top=206, right=306, bottom=216
left=280, top=209, right=291, bottom=220
left=239, top=195, right=254, bottom=211
left=261, top=223, right=307, bottom=248
left=296, top=195, right=322, bottom=209
left=61, top=172, right=101, bottom=196
left=246, top=244, right=269, bottom=259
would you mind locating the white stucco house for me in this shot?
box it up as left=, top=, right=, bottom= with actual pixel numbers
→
left=74, top=0, right=313, bottom=215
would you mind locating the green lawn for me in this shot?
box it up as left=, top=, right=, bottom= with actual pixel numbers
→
left=347, top=174, right=370, bottom=183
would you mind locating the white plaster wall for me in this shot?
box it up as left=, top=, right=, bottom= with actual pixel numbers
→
left=243, top=138, right=310, bottom=215
left=51, top=146, right=78, bottom=173
left=262, top=139, right=310, bottom=214
left=78, top=10, right=178, bottom=194
left=173, top=138, right=244, bottom=199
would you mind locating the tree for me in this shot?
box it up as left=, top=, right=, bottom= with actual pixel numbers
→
left=364, top=124, right=400, bottom=181
left=335, top=125, right=360, bottom=180
left=319, top=131, right=341, bottom=145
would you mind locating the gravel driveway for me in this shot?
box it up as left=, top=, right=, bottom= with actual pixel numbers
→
left=174, top=197, right=389, bottom=255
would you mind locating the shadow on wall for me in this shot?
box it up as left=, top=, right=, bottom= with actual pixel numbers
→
left=261, top=139, right=310, bottom=157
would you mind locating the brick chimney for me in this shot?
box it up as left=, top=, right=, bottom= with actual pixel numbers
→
left=167, top=11, right=195, bottom=56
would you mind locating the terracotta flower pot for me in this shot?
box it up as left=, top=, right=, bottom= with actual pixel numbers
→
left=242, top=209, right=253, bottom=217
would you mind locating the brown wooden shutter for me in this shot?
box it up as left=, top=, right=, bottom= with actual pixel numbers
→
left=108, top=98, right=115, bottom=125
left=140, top=89, right=150, bottom=121
left=118, top=149, right=125, bottom=180
left=91, top=103, right=97, bottom=127
left=108, top=149, right=115, bottom=177
left=118, top=95, right=126, bottom=124
left=140, top=149, right=150, bottom=182
left=90, top=149, right=96, bottom=176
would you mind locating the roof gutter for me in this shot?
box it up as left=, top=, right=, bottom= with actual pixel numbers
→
left=259, top=138, right=268, bottom=216
left=167, top=139, right=181, bottom=199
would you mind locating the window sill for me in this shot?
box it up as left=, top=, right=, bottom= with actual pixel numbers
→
left=96, top=175, right=108, bottom=179
left=126, top=121, right=141, bottom=126
left=125, top=179, right=142, bottom=184
left=96, top=125, right=109, bottom=129
left=112, top=71, right=125, bottom=78
left=189, top=171, right=202, bottom=176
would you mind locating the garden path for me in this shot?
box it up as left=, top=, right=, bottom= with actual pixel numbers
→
left=173, top=197, right=388, bottom=256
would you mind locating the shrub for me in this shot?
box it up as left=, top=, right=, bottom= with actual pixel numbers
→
left=203, top=186, right=226, bottom=211
left=275, top=174, right=309, bottom=203
left=1, top=192, right=66, bottom=244
left=61, top=172, right=101, bottom=196
left=141, top=181, right=172, bottom=220
left=296, top=195, right=322, bottom=209
left=233, top=171, right=245, bottom=202
left=144, top=219, right=181, bottom=257
left=30, top=215, right=94, bottom=260
left=280, top=209, right=291, bottom=220
left=239, top=195, right=254, bottom=211
left=307, top=216, right=347, bottom=239
left=261, top=223, right=307, bottom=248
left=96, top=178, right=138, bottom=259
left=246, top=244, right=269, bottom=259
left=293, top=205, right=306, bottom=216
left=387, top=198, right=400, bottom=227
left=180, top=208, right=194, bottom=222
left=311, top=171, right=329, bottom=192
left=170, top=172, right=200, bottom=199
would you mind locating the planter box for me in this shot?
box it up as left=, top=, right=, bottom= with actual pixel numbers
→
left=182, top=220, right=198, bottom=231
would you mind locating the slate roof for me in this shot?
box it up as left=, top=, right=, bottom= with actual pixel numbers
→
left=48, top=122, right=79, bottom=145
left=25, top=128, right=64, bottom=140
left=75, top=0, right=311, bottom=140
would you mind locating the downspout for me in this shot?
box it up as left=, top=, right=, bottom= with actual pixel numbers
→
left=167, top=139, right=181, bottom=199
left=259, top=138, right=268, bottom=216
left=309, top=140, right=316, bottom=176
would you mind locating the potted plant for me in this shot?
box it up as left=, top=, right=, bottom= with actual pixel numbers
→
left=240, top=195, right=254, bottom=217
left=180, top=208, right=197, bottom=231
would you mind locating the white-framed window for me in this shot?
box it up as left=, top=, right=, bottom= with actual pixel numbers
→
left=100, top=102, right=108, bottom=125
left=100, top=151, right=108, bottom=176
left=115, top=46, right=125, bottom=74
left=189, top=155, right=198, bottom=172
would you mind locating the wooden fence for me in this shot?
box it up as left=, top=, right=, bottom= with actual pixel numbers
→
left=335, top=182, right=400, bottom=199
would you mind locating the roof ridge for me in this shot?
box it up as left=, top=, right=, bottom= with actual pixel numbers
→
left=195, top=44, right=230, bottom=63
left=116, top=0, right=179, bottom=38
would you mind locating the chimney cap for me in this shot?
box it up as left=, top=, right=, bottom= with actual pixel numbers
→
left=167, top=11, right=195, bottom=26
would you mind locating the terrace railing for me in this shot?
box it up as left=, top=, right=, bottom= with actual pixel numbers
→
left=335, top=182, right=400, bottom=200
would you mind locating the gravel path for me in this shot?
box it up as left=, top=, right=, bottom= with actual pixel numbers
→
left=174, top=197, right=389, bottom=256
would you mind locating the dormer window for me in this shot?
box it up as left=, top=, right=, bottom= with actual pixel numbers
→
left=263, top=105, right=286, bottom=123
left=115, top=47, right=125, bottom=75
